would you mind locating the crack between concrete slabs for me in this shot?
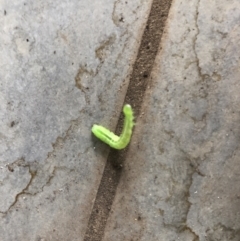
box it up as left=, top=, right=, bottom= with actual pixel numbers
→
left=83, top=0, right=173, bottom=240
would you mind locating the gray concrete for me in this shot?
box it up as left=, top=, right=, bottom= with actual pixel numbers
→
left=0, top=0, right=151, bottom=240
left=103, top=0, right=240, bottom=240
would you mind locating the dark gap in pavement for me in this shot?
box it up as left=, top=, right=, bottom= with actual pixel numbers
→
left=83, top=0, right=172, bottom=240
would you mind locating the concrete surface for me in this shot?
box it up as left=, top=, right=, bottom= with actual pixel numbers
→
left=0, top=0, right=151, bottom=240
left=103, top=0, right=240, bottom=241
left=1, top=0, right=240, bottom=240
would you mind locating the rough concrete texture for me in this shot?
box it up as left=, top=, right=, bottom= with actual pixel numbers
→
left=103, top=0, right=240, bottom=240
left=0, top=0, right=151, bottom=240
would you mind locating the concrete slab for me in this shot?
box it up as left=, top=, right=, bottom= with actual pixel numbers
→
left=0, top=0, right=152, bottom=240
left=103, top=0, right=240, bottom=240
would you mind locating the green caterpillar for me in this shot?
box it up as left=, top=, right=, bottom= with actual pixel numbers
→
left=91, top=104, right=134, bottom=149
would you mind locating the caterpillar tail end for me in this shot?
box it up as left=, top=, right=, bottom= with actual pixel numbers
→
left=91, top=124, right=101, bottom=139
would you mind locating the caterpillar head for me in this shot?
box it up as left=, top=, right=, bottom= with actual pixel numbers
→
left=123, top=104, right=133, bottom=116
